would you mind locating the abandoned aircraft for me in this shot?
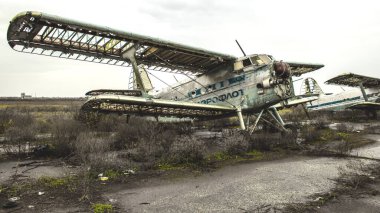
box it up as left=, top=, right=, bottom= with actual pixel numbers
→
left=298, top=74, right=380, bottom=117
left=7, top=11, right=324, bottom=131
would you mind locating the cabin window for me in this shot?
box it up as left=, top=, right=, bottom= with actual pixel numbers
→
left=195, top=89, right=201, bottom=96
left=242, top=58, right=251, bottom=67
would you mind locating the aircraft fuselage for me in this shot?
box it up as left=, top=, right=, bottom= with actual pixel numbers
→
left=307, top=88, right=380, bottom=111
left=157, top=54, right=295, bottom=114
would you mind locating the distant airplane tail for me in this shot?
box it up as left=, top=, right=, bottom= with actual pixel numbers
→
left=300, top=77, right=324, bottom=96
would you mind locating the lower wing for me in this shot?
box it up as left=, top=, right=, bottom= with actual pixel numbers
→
left=81, top=94, right=236, bottom=119
left=274, top=95, right=319, bottom=109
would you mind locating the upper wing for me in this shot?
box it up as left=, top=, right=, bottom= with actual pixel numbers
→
left=286, top=62, right=324, bottom=76
left=325, top=73, right=380, bottom=88
left=7, top=11, right=236, bottom=75
left=81, top=94, right=236, bottom=119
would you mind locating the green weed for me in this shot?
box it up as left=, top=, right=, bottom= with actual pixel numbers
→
left=92, top=203, right=113, bottom=213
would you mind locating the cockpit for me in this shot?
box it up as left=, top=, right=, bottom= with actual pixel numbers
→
left=233, top=54, right=274, bottom=72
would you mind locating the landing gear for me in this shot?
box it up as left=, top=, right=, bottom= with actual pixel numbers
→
left=237, top=107, right=290, bottom=134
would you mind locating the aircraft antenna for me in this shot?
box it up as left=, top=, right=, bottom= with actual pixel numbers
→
left=235, top=40, right=246, bottom=56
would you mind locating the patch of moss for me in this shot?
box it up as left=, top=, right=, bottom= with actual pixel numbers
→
left=38, top=176, right=75, bottom=189
left=5, top=182, right=32, bottom=197
left=104, top=170, right=122, bottom=180
left=158, top=163, right=184, bottom=171
left=246, top=150, right=264, bottom=160
left=336, top=132, right=350, bottom=140
left=92, top=203, right=113, bottom=213
left=211, top=151, right=231, bottom=161
left=318, top=129, right=352, bottom=142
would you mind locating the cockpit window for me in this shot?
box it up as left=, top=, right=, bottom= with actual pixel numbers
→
left=250, top=55, right=271, bottom=66
left=234, top=54, right=273, bottom=72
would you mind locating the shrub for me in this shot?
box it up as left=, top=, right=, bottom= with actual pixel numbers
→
left=314, top=115, right=328, bottom=129
left=301, top=126, right=321, bottom=143
left=4, top=126, right=35, bottom=142
left=51, top=118, right=85, bottom=157
left=337, top=160, right=371, bottom=189
left=167, top=136, right=206, bottom=166
left=74, top=132, right=126, bottom=171
left=0, top=110, right=34, bottom=134
left=114, top=118, right=160, bottom=149
left=336, top=123, right=353, bottom=132
left=159, top=129, right=177, bottom=153
left=94, top=114, right=125, bottom=132
left=222, top=131, right=249, bottom=155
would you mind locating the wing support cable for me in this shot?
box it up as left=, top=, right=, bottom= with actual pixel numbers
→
left=146, top=70, right=190, bottom=101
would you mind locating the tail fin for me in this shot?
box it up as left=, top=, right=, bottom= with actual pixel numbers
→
left=300, top=77, right=324, bottom=95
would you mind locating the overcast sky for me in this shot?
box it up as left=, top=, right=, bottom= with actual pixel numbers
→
left=1, top=0, right=379, bottom=97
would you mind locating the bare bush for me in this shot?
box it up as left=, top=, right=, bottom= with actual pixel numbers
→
left=161, top=122, right=194, bottom=135
left=314, top=115, right=328, bottom=129
left=167, top=136, right=206, bottom=166
left=222, top=131, right=249, bottom=155
left=51, top=118, right=86, bottom=157
left=159, top=129, right=177, bottom=153
left=337, top=160, right=372, bottom=189
left=0, top=110, right=34, bottom=134
left=0, top=110, right=37, bottom=155
left=4, top=126, right=35, bottom=142
left=301, top=126, right=321, bottom=143
left=335, top=140, right=353, bottom=155
left=34, top=119, right=52, bottom=133
left=364, top=125, right=380, bottom=134
left=114, top=118, right=162, bottom=150
left=74, top=132, right=125, bottom=171
left=336, top=123, right=353, bottom=132
left=3, top=126, right=36, bottom=155
left=94, top=114, right=125, bottom=132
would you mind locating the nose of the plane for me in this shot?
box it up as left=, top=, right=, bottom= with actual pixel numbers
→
left=273, top=61, right=290, bottom=78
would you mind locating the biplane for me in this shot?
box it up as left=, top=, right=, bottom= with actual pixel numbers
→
left=300, top=74, right=380, bottom=116
left=7, top=11, right=324, bottom=131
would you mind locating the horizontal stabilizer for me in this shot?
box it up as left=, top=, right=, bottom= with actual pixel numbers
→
left=274, top=95, right=318, bottom=109
left=286, top=62, right=324, bottom=76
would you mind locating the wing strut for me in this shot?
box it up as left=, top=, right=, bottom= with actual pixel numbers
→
left=122, top=44, right=151, bottom=93
left=359, top=82, right=369, bottom=101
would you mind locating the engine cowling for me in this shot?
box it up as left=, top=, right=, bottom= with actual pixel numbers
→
left=274, top=61, right=290, bottom=78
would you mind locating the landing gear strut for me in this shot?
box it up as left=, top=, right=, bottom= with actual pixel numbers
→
left=237, top=107, right=289, bottom=134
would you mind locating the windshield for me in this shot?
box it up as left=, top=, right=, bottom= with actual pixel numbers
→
left=250, top=55, right=271, bottom=66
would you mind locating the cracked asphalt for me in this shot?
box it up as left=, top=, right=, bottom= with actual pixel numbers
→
left=106, top=134, right=380, bottom=212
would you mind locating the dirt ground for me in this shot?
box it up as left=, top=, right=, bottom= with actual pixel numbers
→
left=0, top=99, right=379, bottom=213
left=0, top=132, right=379, bottom=212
